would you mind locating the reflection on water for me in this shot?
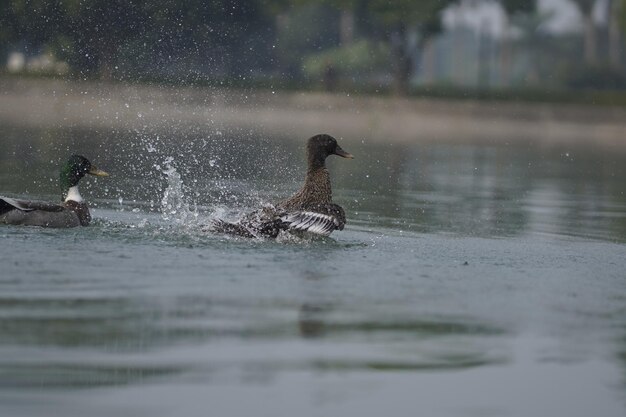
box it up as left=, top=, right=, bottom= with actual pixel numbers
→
left=0, top=296, right=507, bottom=388
left=1, top=124, right=626, bottom=416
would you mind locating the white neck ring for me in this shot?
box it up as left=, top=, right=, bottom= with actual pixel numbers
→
left=64, top=186, right=83, bottom=203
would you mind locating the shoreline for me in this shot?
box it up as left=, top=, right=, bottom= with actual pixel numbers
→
left=1, top=77, right=625, bottom=150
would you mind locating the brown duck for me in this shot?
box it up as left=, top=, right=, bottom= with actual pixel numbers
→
left=0, top=155, right=109, bottom=228
left=212, top=134, right=353, bottom=238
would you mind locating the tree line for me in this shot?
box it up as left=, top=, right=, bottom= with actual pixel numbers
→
left=1, top=1, right=624, bottom=93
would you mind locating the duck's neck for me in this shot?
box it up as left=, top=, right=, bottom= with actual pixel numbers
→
left=279, top=153, right=332, bottom=210
left=300, top=166, right=332, bottom=204
left=308, top=151, right=326, bottom=172
left=302, top=152, right=332, bottom=203
left=63, top=186, right=84, bottom=203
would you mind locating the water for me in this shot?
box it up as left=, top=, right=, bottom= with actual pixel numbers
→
left=1, top=124, right=625, bottom=417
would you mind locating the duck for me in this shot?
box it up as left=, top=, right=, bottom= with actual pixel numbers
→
left=212, top=134, right=354, bottom=238
left=0, top=155, right=109, bottom=228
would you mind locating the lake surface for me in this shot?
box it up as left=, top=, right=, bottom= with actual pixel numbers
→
left=1, top=123, right=625, bottom=417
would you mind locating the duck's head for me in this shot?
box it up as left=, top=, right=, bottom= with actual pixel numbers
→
left=307, top=134, right=353, bottom=169
left=60, top=155, right=109, bottom=202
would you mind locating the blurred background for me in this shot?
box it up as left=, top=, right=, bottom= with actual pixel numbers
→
left=2, top=3, right=626, bottom=417
left=1, top=0, right=626, bottom=101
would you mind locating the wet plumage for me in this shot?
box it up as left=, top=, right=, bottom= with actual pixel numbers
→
left=212, top=134, right=353, bottom=238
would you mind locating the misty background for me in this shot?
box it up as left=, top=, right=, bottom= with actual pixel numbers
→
left=2, top=0, right=626, bottom=99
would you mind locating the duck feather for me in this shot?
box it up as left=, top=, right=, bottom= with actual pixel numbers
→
left=210, top=134, right=351, bottom=239
left=1, top=196, right=82, bottom=227
left=1, top=196, right=66, bottom=213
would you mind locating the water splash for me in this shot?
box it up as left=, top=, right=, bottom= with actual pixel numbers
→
left=160, top=157, right=198, bottom=227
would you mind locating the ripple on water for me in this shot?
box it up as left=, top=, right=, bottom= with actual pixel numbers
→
left=1, top=127, right=626, bottom=416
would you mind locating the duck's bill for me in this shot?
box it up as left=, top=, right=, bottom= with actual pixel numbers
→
left=334, top=147, right=354, bottom=159
left=88, top=166, right=110, bottom=177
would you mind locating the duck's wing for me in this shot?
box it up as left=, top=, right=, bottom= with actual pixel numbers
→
left=209, top=206, right=283, bottom=238
left=209, top=219, right=257, bottom=238
left=209, top=204, right=347, bottom=238
left=281, top=211, right=337, bottom=236
left=0, top=196, right=65, bottom=214
left=280, top=203, right=346, bottom=236
left=1, top=196, right=81, bottom=227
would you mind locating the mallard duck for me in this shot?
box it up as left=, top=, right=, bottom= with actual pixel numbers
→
left=212, top=134, right=353, bottom=238
left=0, top=155, right=109, bottom=228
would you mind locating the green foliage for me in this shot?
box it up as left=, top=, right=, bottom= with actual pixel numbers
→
left=367, top=0, right=456, bottom=37
left=1, top=0, right=64, bottom=48
left=498, top=0, right=536, bottom=16
left=3, top=0, right=456, bottom=87
left=274, top=4, right=339, bottom=78
left=3, top=0, right=275, bottom=77
left=570, top=0, right=596, bottom=14
left=619, top=0, right=626, bottom=32
left=566, top=66, right=626, bottom=90
left=302, top=40, right=389, bottom=79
